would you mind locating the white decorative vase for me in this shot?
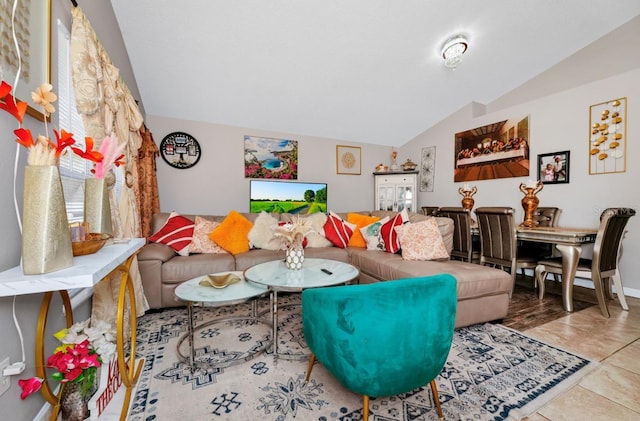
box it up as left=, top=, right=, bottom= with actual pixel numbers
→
left=285, top=244, right=304, bottom=270
left=84, top=178, right=112, bottom=235
left=21, top=165, right=73, bottom=275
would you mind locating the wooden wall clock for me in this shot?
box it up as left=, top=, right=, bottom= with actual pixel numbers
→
left=159, top=132, right=201, bottom=169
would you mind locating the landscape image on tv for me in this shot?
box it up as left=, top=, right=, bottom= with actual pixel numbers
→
left=250, top=180, right=327, bottom=214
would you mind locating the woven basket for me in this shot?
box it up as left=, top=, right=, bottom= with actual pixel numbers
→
left=71, top=233, right=112, bottom=256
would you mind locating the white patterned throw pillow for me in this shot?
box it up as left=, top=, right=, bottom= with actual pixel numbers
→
left=394, top=218, right=449, bottom=261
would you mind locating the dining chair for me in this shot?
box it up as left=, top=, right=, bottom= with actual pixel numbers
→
left=437, top=207, right=479, bottom=262
left=422, top=206, right=440, bottom=216
left=474, top=207, right=538, bottom=295
left=535, top=208, right=636, bottom=317
left=516, top=207, right=562, bottom=275
left=302, top=274, right=457, bottom=421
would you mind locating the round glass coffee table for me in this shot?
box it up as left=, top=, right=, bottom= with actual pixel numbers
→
left=243, top=258, right=359, bottom=359
left=174, top=271, right=271, bottom=370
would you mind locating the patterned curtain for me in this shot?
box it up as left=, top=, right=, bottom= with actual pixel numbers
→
left=138, top=125, right=161, bottom=238
left=70, top=7, right=149, bottom=324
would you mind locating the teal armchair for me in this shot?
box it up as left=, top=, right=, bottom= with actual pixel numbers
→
left=302, top=274, right=457, bottom=421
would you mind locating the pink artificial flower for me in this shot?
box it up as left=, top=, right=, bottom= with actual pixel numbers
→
left=92, top=134, right=126, bottom=179
left=18, top=378, right=43, bottom=400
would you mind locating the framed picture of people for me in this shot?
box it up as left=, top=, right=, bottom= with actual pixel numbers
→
left=537, top=151, right=570, bottom=184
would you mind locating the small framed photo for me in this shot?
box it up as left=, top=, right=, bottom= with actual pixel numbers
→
left=537, top=151, right=570, bottom=184
left=336, top=145, right=361, bottom=175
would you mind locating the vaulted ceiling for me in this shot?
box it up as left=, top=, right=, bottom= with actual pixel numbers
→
left=110, top=0, right=640, bottom=146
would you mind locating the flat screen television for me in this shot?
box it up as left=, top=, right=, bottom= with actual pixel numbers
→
left=250, top=180, right=327, bottom=214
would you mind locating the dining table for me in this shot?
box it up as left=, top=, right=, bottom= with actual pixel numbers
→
left=471, top=225, right=598, bottom=312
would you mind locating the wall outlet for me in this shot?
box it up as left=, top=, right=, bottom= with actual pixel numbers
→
left=0, top=357, right=10, bottom=397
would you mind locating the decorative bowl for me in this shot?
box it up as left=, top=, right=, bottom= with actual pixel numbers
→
left=401, top=159, right=417, bottom=171
left=72, top=233, right=112, bottom=256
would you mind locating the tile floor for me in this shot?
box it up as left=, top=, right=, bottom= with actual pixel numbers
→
left=522, top=295, right=640, bottom=420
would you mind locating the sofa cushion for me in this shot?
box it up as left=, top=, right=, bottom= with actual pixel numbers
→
left=248, top=211, right=281, bottom=250
left=360, top=216, right=390, bottom=251
left=137, top=242, right=177, bottom=263
left=323, top=211, right=356, bottom=248
left=209, top=211, right=253, bottom=255
left=161, top=253, right=236, bottom=286
left=394, top=219, right=449, bottom=261
left=349, top=249, right=512, bottom=301
left=233, top=248, right=284, bottom=271
left=189, top=216, right=228, bottom=254
left=379, top=208, right=409, bottom=253
left=148, top=211, right=195, bottom=256
left=346, top=213, right=380, bottom=248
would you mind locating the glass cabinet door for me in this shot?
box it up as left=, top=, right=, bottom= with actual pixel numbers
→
left=378, top=186, right=395, bottom=211
left=374, top=172, right=418, bottom=212
left=395, top=185, right=414, bottom=212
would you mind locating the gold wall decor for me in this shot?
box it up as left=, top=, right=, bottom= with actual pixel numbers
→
left=589, top=97, right=626, bottom=174
left=336, top=145, right=361, bottom=175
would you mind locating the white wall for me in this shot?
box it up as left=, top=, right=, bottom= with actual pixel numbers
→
left=401, top=68, right=640, bottom=295
left=146, top=115, right=393, bottom=215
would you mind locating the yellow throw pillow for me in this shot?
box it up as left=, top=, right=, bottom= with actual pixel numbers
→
left=346, top=213, right=380, bottom=248
left=209, top=211, right=253, bottom=255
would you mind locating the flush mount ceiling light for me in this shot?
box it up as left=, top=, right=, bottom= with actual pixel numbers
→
left=441, top=35, right=468, bottom=69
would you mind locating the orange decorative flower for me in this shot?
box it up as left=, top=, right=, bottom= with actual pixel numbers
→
left=0, top=81, right=28, bottom=123
left=71, top=136, right=103, bottom=163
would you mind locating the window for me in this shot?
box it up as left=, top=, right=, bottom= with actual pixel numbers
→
left=57, top=20, right=123, bottom=224
left=57, top=20, right=91, bottom=223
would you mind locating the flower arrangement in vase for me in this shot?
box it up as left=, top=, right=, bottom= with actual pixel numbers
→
left=19, top=319, right=116, bottom=420
left=1, top=80, right=127, bottom=268
left=80, top=134, right=126, bottom=235
left=273, top=216, right=313, bottom=270
left=1, top=80, right=106, bottom=273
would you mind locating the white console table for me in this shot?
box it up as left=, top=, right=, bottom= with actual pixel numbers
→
left=0, top=238, right=146, bottom=421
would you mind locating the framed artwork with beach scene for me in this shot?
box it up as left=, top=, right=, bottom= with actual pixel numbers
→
left=244, top=135, right=298, bottom=179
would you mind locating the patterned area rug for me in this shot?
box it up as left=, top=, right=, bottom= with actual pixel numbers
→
left=127, top=295, right=596, bottom=421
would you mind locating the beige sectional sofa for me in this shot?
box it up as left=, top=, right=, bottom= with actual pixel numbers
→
left=138, top=210, right=513, bottom=328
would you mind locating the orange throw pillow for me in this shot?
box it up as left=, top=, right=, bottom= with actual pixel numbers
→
left=209, top=211, right=253, bottom=255
left=346, top=213, right=379, bottom=248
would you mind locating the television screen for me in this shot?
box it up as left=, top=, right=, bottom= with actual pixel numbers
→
left=250, top=180, right=327, bottom=214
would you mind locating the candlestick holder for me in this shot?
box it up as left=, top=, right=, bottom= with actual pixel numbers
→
left=519, top=181, right=544, bottom=227
left=458, top=185, right=477, bottom=213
